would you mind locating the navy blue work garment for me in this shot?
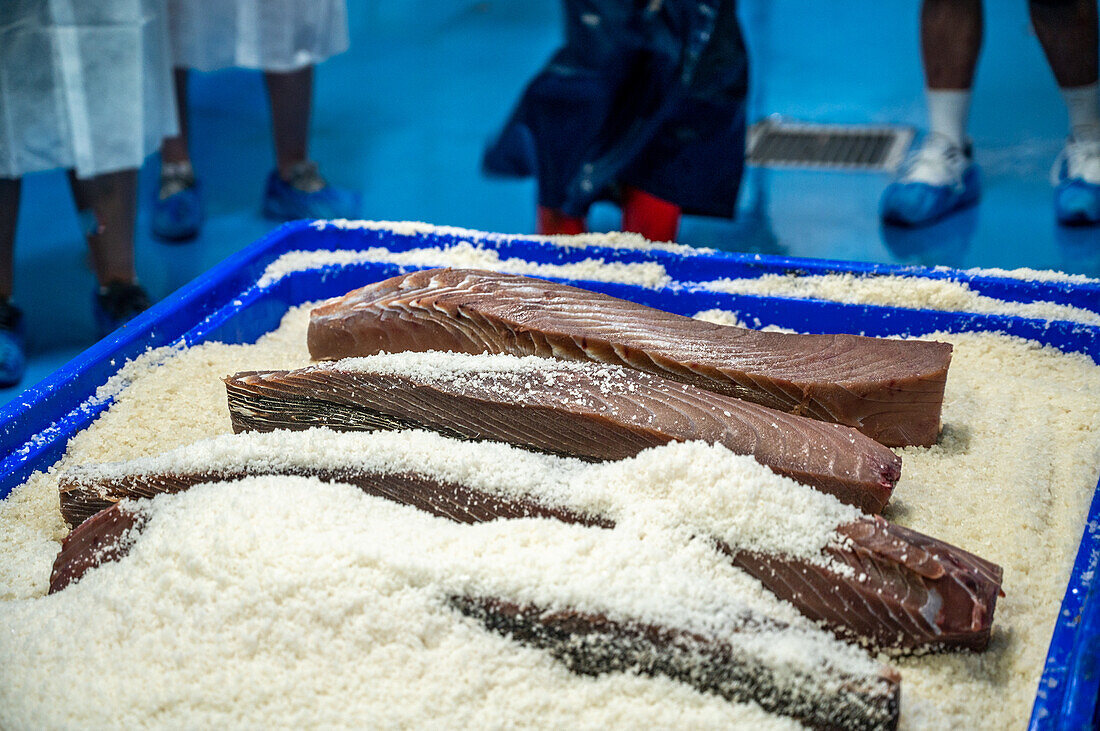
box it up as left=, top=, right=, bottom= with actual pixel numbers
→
left=483, top=0, right=749, bottom=219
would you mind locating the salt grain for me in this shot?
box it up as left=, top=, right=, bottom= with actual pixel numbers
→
left=311, top=219, right=711, bottom=255
left=698, top=273, right=1100, bottom=325
left=257, top=242, right=671, bottom=289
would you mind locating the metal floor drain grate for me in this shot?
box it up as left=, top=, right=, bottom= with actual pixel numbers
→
left=747, top=118, right=914, bottom=172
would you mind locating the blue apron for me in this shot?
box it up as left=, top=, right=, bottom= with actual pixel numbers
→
left=483, top=0, right=748, bottom=219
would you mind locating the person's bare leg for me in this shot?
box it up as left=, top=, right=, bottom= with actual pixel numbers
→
left=920, top=0, right=983, bottom=148
left=264, top=66, right=313, bottom=179
left=152, top=68, right=202, bottom=241
left=1032, top=0, right=1100, bottom=224
left=882, top=0, right=983, bottom=225
left=922, top=0, right=983, bottom=90
left=161, top=68, right=192, bottom=165
left=261, top=65, right=360, bottom=220
left=1031, top=0, right=1100, bottom=142
left=1030, top=0, right=1098, bottom=89
left=0, top=178, right=20, bottom=301
left=68, top=170, right=138, bottom=286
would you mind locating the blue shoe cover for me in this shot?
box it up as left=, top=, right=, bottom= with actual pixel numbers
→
left=152, top=182, right=203, bottom=242
left=881, top=166, right=981, bottom=227
left=261, top=170, right=361, bottom=221
left=1055, top=178, right=1100, bottom=226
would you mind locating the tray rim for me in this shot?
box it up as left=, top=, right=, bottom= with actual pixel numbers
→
left=307, top=219, right=1100, bottom=315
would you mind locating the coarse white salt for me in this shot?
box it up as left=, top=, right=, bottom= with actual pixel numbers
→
left=310, top=219, right=712, bottom=255
left=332, top=349, right=608, bottom=379
left=306, top=223, right=1099, bottom=322
left=1, top=474, right=875, bottom=728
left=327, top=350, right=648, bottom=400
left=693, top=309, right=799, bottom=333
left=696, top=272, right=1100, bottom=325
left=693, top=309, right=750, bottom=329
left=956, top=265, right=1099, bottom=286
left=256, top=242, right=671, bottom=289
left=64, top=428, right=862, bottom=569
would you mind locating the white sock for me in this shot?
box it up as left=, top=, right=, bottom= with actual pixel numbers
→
left=925, top=89, right=971, bottom=150
left=1061, top=83, right=1100, bottom=143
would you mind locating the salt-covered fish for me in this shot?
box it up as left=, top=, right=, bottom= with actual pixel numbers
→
left=48, top=498, right=900, bottom=731
left=222, top=352, right=902, bottom=513
left=452, top=596, right=901, bottom=731
left=50, top=502, right=145, bottom=593
left=307, top=268, right=953, bottom=447
left=55, top=431, right=1000, bottom=651
left=723, top=517, right=1003, bottom=652
left=59, top=464, right=605, bottom=531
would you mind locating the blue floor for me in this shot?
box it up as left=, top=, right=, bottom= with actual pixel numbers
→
left=6, top=0, right=1100, bottom=406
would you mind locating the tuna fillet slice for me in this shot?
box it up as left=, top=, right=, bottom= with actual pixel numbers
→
left=452, top=596, right=901, bottom=731
left=50, top=502, right=146, bottom=593
left=58, top=467, right=607, bottom=531
left=50, top=502, right=900, bottom=730
left=55, top=431, right=1000, bottom=651
left=722, top=517, right=1003, bottom=652
left=308, top=268, right=952, bottom=447
left=222, top=353, right=901, bottom=513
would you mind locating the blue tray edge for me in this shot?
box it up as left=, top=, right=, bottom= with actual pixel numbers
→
left=309, top=220, right=1100, bottom=314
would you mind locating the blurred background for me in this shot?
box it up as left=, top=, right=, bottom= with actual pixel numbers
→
left=6, top=0, right=1100, bottom=402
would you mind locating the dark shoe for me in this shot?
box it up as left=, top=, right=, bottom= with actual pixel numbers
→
left=261, top=161, right=361, bottom=221
left=94, top=282, right=151, bottom=338
left=0, top=300, right=25, bottom=388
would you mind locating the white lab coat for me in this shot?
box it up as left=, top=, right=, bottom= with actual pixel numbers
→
left=168, top=0, right=349, bottom=73
left=0, top=0, right=176, bottom=179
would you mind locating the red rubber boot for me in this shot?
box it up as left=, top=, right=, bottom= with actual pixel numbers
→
left=537, top=206, right=587, bottom=235
left=621, top=186, right=681, bottom=242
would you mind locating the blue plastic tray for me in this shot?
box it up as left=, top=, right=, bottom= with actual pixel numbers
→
left=1, top=221, right=1097, bottom=728
left=308, top=221, right=1100, bottom=315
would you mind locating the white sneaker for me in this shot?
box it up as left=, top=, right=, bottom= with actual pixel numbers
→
left=898, top=134, right=974, bottom=186
left=1052, top=137, right=1100, bottom=185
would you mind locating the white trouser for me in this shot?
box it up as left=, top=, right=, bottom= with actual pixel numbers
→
left=168, top=0, right=349, bottom=73
left=0, top=0, right=176, bottom=179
